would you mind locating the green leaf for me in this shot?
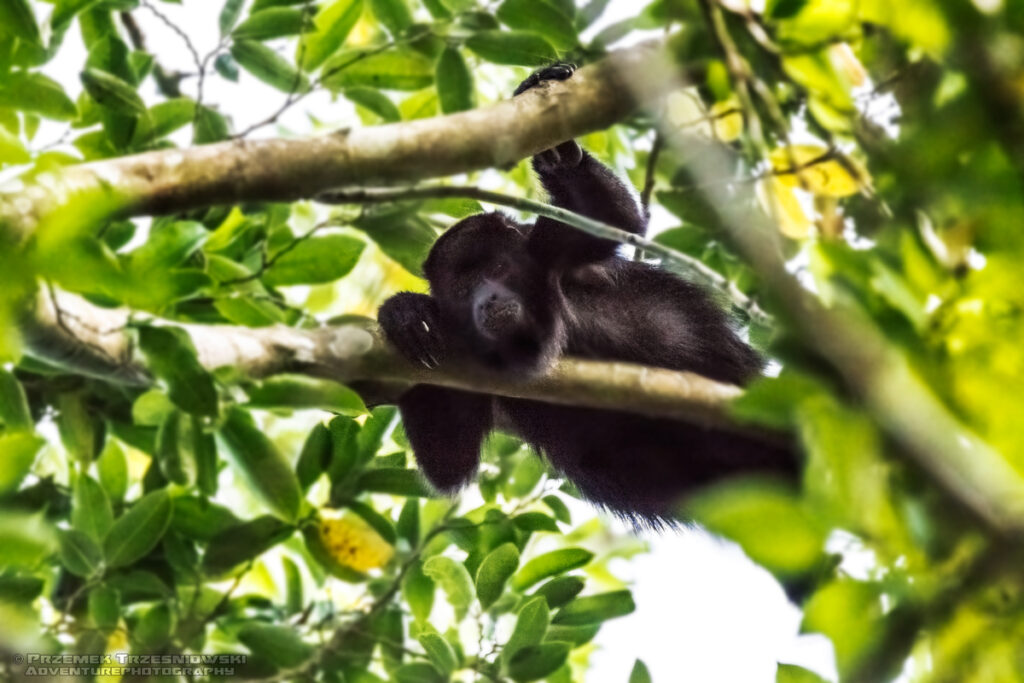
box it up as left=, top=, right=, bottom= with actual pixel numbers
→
left=507, top=643, right=570, bottom=682
left=131, top=98, right=196, bottom=145
left=801, top=579, right=884, bottom=677
left=218, top=407, right=303, bottom=521
left=283, top=556, right=303, bottom=614
left=435, top=46, right=474, bottom=114
left=321, top=49, right=434, bottom=91
left=346, top=500, right=398, bottom=543
left=0, top=575, right=44, bottom=603
left=88, top=585, right=120, bottom=632
left=219, top=0, right=246, bottom=35
left=357, top=468, right=434, bottom=497
left=465, top=31, right=556, bottom=66
left=0, top=127, right=28, bottom=166
left=532, top=576, right=584, bottom=609
left=138, top=326, right=218, bottom=417
left=231, top=39, right=310, bottom=93
left=80, top=67, right=146, bottom=115
left=368, top=0, right=413, bottom=36
left=475, top=542, right=520, bottom=609
left=629, top=659, right=652, bottom=683
left=552, top=590, right=636, bottom=625
left=72, top=475, right=113, bottom=543
left=171, top=496, right=240, bottom=541
left=299, top=0, right=364, bottom=71
left=57, top=392, right=98, bottom=463
left=402, top=559, right=435, bottom=622
left=512, top=548, right=593, bottom=591
left=194, top=105, right=230, bottom=143
left=352, top=210, right=435, bottom=275
left=202, top=515, right=294, bottom=575
left=85, top=34, right=132, bottom=83
left=503, top=596, right=549, bottom=663
left=541, top=495, right=571, bottom=524
left=214, top=52, right=240, bottom=81
left=418, top=631, right=458, bottom=675
left=263, top=233, right=365, bottom=285
left=776, top=663, right=829, bottom=683
left=240, top=623, right=314, bottom=668
left=128, top=220, right=208, bottom=272
left=422, top=0, right=451, bottom=19
left=344, top=86, right=401, bottom=121
left=192, top=418, right=218, bottom=497
left=513, top=512, right=559, bottom=533
left=58, top=528, right=103, bottom=577
left=0, top=513, right=55, bottom=568
left=0, top=430, right=43, bottom=494
left=0, top=0, right=42, bottom=46
left=394, top=662, right=445, bottom=683
left=96, top=439, right=128, bottom=503
left=0, top=72, right=77, bottom=120
left=156, top=411, right=189, bottom=485
left=423, top=555, right=474, bottom=618
left=233, top=7, right=311, bottom=41
left=103, top=489, right=173, bottom=568
left=686, top=479, right=826, bottom=576
left=496, top=0, right=577, bottom=50
left=134, top=603, right=171, bottom=649
left=765, top=0, right=808, bottom=19
left=296, top=422, right=332, bottom=490
left=132, top=389, right=175, bottom=427
left=246, top=374, right=367, bottom=415
left=327, top=414, right=360, bottom=482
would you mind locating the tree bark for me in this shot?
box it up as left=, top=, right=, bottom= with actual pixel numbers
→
left=26, top=288, right=772, bottom=439
left=0, top=42, right=672, bottom=239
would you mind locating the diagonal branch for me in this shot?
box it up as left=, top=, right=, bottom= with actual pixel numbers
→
left=0, top=42, right=672, bottom=240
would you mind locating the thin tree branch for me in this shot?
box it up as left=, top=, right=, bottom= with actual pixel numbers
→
left=317, top=184, right=771, bottom=325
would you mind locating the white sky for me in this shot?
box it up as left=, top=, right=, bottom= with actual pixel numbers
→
left=25, top=0, right=840, bottom=680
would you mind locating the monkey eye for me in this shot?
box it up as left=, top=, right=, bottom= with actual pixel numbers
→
left=491, top=258, right=509, bottom=275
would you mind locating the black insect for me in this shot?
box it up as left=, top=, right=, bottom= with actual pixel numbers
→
left=378, top=64, right=797, bottom=525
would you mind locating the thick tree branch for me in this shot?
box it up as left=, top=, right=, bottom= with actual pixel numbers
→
left=0, top=43, right=671, bottom=240
left=23, top=289, right=777, bottom=441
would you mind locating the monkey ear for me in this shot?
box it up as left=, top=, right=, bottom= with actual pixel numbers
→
left=398, top=386, right=491, bottom=492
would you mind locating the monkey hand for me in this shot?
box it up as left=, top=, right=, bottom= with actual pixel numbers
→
left=513, top=63, right=584, bottom=170
left=378, top=293, right=447, bottom=369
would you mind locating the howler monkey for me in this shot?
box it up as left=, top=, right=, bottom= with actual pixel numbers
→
left=378, top=64, right=797, bottom=525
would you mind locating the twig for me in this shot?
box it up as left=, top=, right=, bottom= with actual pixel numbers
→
left=119, top=10, right=185, bottom=98
left=232, top=1, right=317, bottom=138
left=219, top=220, right=336, bottom=286
left=317, top=185, right=772, bottom=325
left=640, top=131, right=663, bottom=218
left=236, top=26, right=434, bottom=138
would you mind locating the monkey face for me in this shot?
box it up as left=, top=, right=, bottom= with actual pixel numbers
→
left=423, top=213, right=564, bottom=374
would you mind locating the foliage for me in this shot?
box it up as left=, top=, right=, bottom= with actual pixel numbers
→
left=1, top=0, right=1024, bottom=681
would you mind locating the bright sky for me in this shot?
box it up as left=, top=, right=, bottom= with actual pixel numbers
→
left=29, top=0, right=840, bottom=680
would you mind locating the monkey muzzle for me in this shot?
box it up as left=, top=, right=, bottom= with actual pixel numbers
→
left=473, top=280, right=526, bottom=340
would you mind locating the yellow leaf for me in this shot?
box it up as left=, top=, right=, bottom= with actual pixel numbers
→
left=318, top=510, right=394, bottom=572
left=710, top=98, right=744, bottom=142
left=757, top=177, right=814, bottom=239
left=769, top=145, right=864, bottom=197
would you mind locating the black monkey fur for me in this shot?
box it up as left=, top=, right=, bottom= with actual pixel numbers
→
left=378, top=65, right=797, bottom=525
